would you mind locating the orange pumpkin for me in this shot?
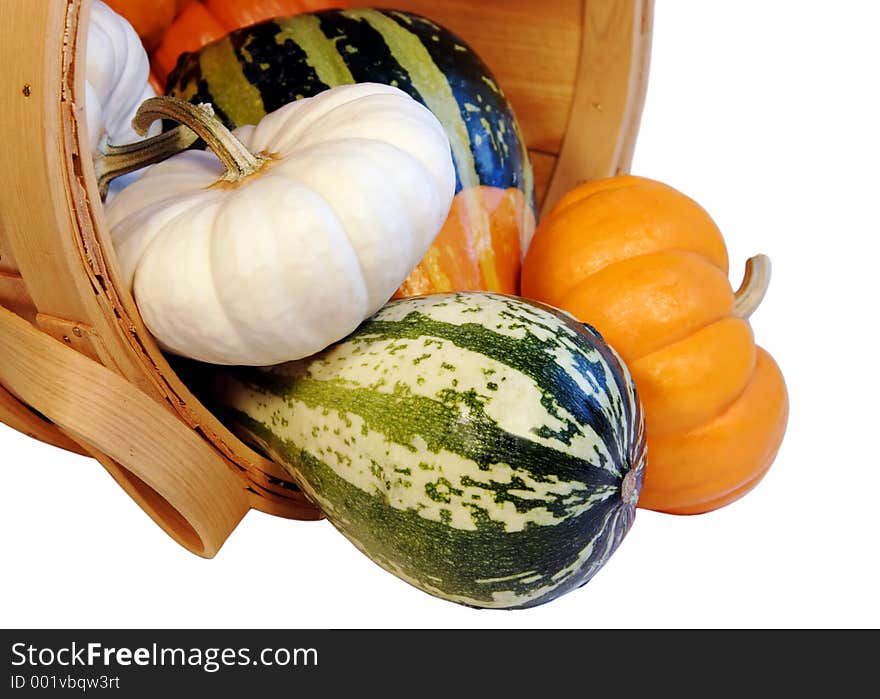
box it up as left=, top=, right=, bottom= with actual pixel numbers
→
left=150, top=0, right=350, bottom=88
left=521, top=175, right=788, bottom=515
left=104, top=0, right=177, bottom=51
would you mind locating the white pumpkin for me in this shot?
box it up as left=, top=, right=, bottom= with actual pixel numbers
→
left=85, top=0, right=159, bottom=195
left=103, top=84, right=456, bottom=366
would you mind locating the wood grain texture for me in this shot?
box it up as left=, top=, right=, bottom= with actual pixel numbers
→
left=0, top=383, right=90, bottom=457
left=530, top=151, right=560, bottom=211
left=0, top=214, right=21, bottom=274
left=615, top=2, right=653, bottom=179
left=35, top=315, right=106, bottom=364
left=0, top=304, right=251, bottom=557
left=542, top=0, right=653, bottom=215
left=0, top=1, right=101, bottom=325
left=0, top=271, right=37, bottom=326
left=0, top=0, right=160, bottom=387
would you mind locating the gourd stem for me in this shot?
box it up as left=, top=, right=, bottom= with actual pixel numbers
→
left=95, top=96, right=268, bottom=199
left=133, top=97, right=267, bottom=179
left=95, top=123, right=200, bottom=199
left=733, top=254, right=772, bottom=319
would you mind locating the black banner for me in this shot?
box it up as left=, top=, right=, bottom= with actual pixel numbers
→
left=0, top=629, right=873, bottom=695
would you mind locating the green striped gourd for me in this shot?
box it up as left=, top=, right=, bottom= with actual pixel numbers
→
left=210, top=293, right=646, bottom=609
left=165, top=9, right=535, bottom=294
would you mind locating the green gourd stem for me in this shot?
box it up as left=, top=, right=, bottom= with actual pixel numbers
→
left=95, top=96, right=268, bottom=199
left=733, top=254, right=772, bottom=319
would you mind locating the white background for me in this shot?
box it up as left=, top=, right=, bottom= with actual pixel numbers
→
left=2, top=1, right=878, bottom=629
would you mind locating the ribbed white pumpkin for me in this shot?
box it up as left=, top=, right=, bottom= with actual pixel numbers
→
left=85, top=0, right=159, bottom=195
left=103, top=83, right=456, bottom=366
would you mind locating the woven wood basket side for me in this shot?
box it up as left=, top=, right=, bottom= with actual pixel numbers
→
left=0, top=0, right=652, bottom=558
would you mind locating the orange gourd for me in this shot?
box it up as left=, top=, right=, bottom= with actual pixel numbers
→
left=394, top=186, right=534, bottom=299
left=150, top=0, right=350, bottom=88
left=104, top=0, right=177, bottom=51
left=521, top=175, right=788, bottom=515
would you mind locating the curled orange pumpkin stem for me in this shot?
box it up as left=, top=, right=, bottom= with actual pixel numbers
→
left=733, top=254, right=771, bottom=319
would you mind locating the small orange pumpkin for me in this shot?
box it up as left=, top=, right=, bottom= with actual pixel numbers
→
left=521, top=175, right=788, bottom=515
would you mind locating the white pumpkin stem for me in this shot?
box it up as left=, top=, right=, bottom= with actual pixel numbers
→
left=95, top=96, right=268, bottom=199
left=733, top=254, right=772, bottom=319
left=94, top=120, right=200, bottom=199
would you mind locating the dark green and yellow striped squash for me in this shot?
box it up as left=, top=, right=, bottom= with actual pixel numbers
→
left=166, top=9, right=535, bottom=297
left=203, top=292, right=646, bottom=609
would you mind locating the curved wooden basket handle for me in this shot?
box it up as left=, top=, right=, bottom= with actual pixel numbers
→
left=0, top=305, right=250, bottom=558
left=0, top=382, right=90, bottom=456
left=541, top=0, right=653, bottom=215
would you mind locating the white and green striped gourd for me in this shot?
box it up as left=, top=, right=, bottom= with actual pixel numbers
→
left=209, top=292, right=646, bottom=609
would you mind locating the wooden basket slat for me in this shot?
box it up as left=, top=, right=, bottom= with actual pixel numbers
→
left=541, top=0, right=653, bottom=213
left=0, top=382, right=90, bottom=457
left=0, top=216, right=21, bottom=274
left=0, top=271, right=38, bottom=326
left=0, top=0, right=155, bottom=391
left=0, top=303, right=254, bottom=557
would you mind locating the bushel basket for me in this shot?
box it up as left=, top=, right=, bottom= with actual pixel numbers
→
left=0, top=0, right=653, bottom=557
